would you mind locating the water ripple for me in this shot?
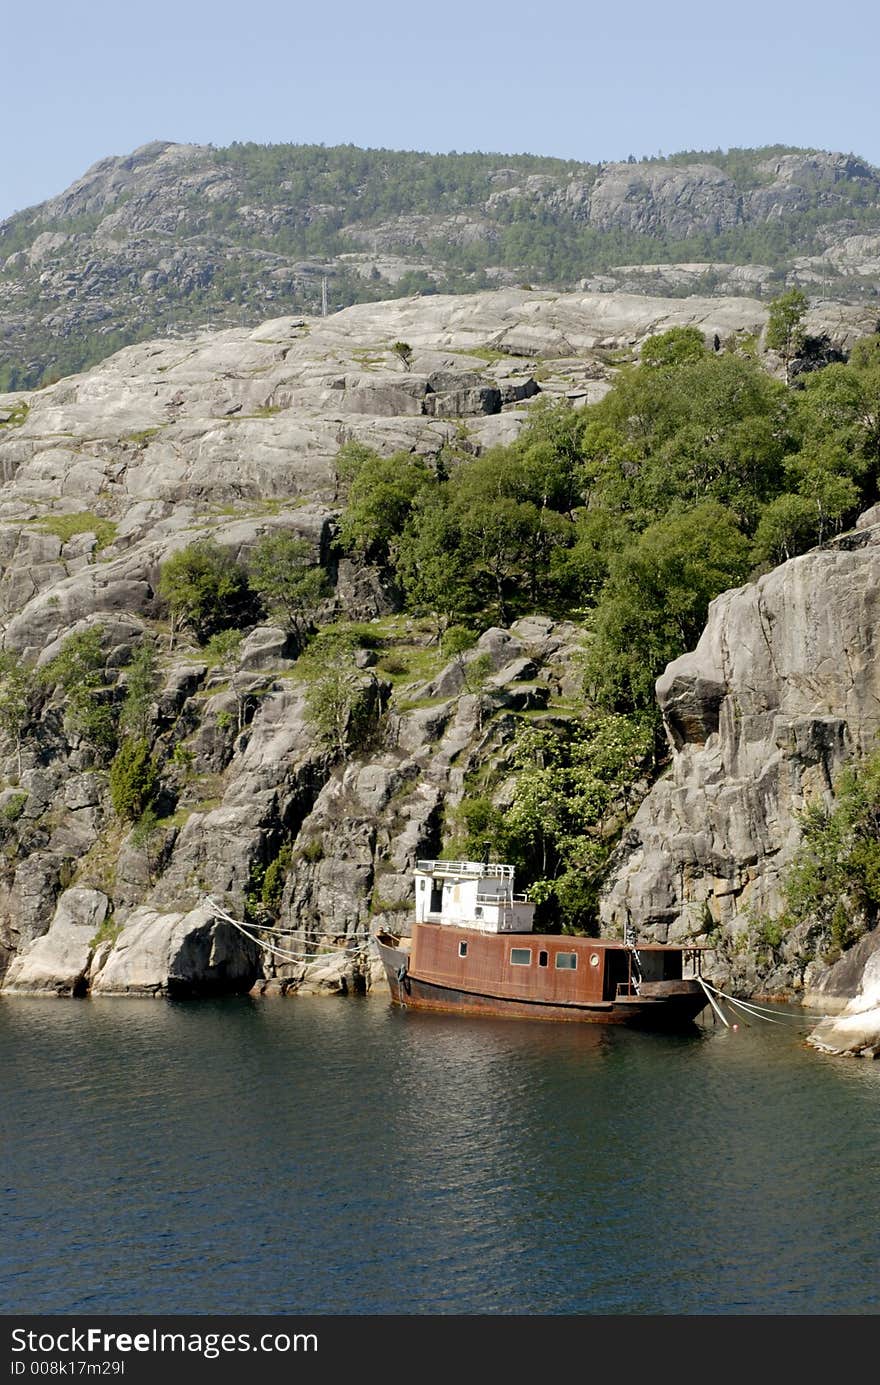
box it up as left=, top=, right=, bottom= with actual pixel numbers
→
left=2, top=996, right=879, bottom=1314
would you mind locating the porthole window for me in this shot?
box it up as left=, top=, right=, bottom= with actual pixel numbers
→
left=589, top=953, right=600, bottom=968
left=510, top=948, right=532, bottom=967
left=555, top=952, right=578, bottom=971
left=458, top=941, right=468, bottom=958
left=538, top=950, right=548, bottom=968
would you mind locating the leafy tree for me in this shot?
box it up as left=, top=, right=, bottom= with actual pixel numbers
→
left=119, top=640, right=159, bottom=740
left=109, top=737, right=159, bottom=822
left=752, top=493, right=817, bottom=565
left=765, top=288, right=808, bottom=381
left=641, top=326, right=708, bottom=369
left=398, top=490, right=472, bottom=636
left=768, top=748, right=880, bottom=958
left=40, top=626, right=117, bottom=750
left=248, top=533, right=330, bottom=643
left=501, top=714, right=653, bottom=931
left=457, top=497, right=547, bottom=625
left=159, top=540, right=256, bottom=645
left=303, top=641, right=386, bottom=761
left=336, top=450, right=431, bottom=566
left=583, top=504, right=752, bottom=713
left=391, top=341, right=414, bottom=370
left=0, top=653, right=39, bottom=777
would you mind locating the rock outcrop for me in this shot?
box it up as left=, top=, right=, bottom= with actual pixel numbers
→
left=807, top=931, right=880, bottom=1056
left=601, top=522, right=880, bottom=1007
left=0, top=290, right=601, bottom=999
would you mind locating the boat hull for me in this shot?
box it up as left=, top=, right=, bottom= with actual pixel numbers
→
left=375, top=934, right=707, bottom=1029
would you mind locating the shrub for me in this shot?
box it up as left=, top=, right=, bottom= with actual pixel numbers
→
left=262, top=845, right=294, bottom=908
left=109, top=738, right=159, bottom=822
left=159, top=540, right=257, bottom=644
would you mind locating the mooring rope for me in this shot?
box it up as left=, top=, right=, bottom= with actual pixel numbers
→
left=700, top=977, right=831, bottom=1026
left=205, top=896, right=373, bottom=965
left=699, top=977, right=731, bottom=1028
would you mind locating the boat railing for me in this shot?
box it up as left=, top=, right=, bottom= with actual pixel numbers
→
left=417, top=860, right=514, bottom=880
left=474, top=890, right=531, bottom=905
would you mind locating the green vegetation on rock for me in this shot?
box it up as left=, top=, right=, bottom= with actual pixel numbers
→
left=159, top=540, right=257, bottom=645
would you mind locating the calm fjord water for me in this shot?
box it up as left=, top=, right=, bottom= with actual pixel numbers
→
left=2, top=996, right=879, bottom=1316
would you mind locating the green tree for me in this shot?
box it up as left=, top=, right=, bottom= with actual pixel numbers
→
left=303, top=644, right=385, bottom=761
left=248, top=533, right=330, bottom=644
left=584, top=504, right=752, bottom=713
left=40, top=626, right=117, bottom=749
left=765, top=288, right=808, bottom=382
left=391, top=340, right=414, bottom=370
left=159, top=540, right=256, bottom=645
left=109, top=737, right=159, bottom=822
left=398, top=490, right=472, bottom=636
left=753, top=493, right=817, bottom=565
left=501, top=714, right=653, bottom=931
left=120, top=640, right=159, bottom=740
left=0, top=652, right=38, bottom=777
left=336, top=450, right=431, bottom=566
left=772, top=748, right=880, bottom=958
left=641, top=325, right=708, bottom=369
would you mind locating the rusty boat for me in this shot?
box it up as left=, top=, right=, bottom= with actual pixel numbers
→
left=374, top=860, right=710, bottom=1028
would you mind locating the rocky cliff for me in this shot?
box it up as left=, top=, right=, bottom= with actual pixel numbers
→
left=599, top=515, right=880, bottom=1052
left=1, top=287, right=625, bottom=999
left=3, top=141, right=880, bottom=388
left=2, top=284, right=879, bottom=1045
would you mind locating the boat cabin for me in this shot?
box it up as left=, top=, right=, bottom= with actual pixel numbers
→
left=413, top=859, right=535, bottom=934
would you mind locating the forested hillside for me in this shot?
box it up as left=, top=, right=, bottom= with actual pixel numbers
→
left=2, top=140, right=880, bottom=388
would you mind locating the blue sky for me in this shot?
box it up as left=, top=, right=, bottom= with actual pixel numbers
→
left=3, top=0, right=878, bottom=221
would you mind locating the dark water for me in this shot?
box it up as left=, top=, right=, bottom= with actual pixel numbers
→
left=2, top=995, right=879, bottom=1315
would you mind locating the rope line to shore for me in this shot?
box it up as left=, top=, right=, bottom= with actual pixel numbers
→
left=700, top=978, right=830, bottom=1025
left=205, top=896, right=374, bottom=965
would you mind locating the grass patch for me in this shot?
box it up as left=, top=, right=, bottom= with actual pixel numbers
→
left=90, top=916, right=123, bottom=949
left=395, top=694, right=450, bottom=713
left=352, top=350, right=386, bottom=371
left=33, top=511, right=117, bottom=550
left=1, top=792, right=28, bottom=823
left=155, top=807, right=194, bottom=831
left=122, top=427, right=161, bottom=446
left=0, top=402, right=29, bottom=428
left=462, top=346, right=520, bottom=364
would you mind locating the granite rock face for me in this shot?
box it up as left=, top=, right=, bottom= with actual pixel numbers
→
left=89, top=903, right=260, bottom=997
left=1, top=287, right=878, bottom=1016
left=2, top=887, right=109, bottom=995
left=807, top=933, right=880, bottom=1057
left=600, top=525, right=880, bottom=1000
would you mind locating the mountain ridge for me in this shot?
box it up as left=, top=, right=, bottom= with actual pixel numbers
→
left=3, top=140, right=880, bottom=390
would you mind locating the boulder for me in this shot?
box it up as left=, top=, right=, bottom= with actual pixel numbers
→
left=2, top=888, right=109, bottom=996
left=90, top=903, right=260, bottom=996
left=808, top=943, right=880, bottom=1057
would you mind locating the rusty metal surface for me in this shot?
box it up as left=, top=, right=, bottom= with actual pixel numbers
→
left=374, top=928, right=709, bottom=1027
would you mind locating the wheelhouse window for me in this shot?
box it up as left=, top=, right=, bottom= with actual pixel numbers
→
left=458, top=941, right=468, bottom=958
left=510, top=948, right=532, bottom=967
left=538, top=950, right=548, bottom=968
left=555, top=952, right=578, bottom=971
